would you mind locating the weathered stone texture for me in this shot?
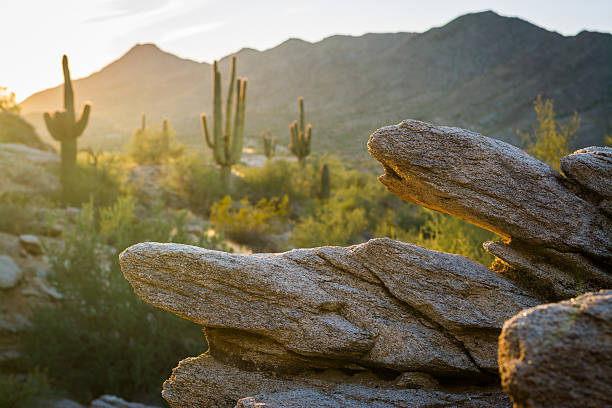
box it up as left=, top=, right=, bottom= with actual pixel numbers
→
left=498, top=290, right=612, bottom=408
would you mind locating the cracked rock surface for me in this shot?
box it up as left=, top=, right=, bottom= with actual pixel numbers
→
left=498, top=290, right=612, bottom=408
left=368, top=120, right=611, bottom=301
left=120, top=238, right=534, bottom=407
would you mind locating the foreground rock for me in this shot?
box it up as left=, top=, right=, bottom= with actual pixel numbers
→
left=498, top=290, right=612, bottom=408
left=121, top=239, right=534, bottom=406
left=368, top=120, right=611, bottom=300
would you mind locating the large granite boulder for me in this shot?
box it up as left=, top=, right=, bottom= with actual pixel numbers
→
left=368, top=120, right=611, bottom=301
left=498, top=290, right=611, bottom=408
left=121, top=239, right=534, bottom=406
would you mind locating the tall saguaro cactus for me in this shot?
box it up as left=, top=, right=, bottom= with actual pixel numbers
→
left=319, top=163, right=330, bottom=200
left=262, top=129, right=276, bottom=161
left=288, top=97, right=312, bottom=167
left=140, top=112, right=147, bottom=132
left=43, top=55, right=91, bottom=199
left=201, top=56, right=248, bottom=187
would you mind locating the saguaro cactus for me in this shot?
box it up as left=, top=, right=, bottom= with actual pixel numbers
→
left=201, top=56, right=248, bottom=187
left=319, top=163, right=330, bottom=200
left=288, top=97, right=311, bottom=167
left=43, top=55, right=91, bottom=198
left=262, top=129, right=276, bottom=161
left=140, top=112, right=147, bottom=132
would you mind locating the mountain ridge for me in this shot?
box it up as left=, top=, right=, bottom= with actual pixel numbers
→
left=20, top=10, right=612, bottom=155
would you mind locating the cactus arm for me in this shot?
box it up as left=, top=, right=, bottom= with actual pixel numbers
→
left=201, top=114, right=214, bottom=148
left=212, top=61, right=225, bottom=164
left=239, top=79, right=247, bottom=136
left=229, top=79, right=241, bottom=164
left=304, top=124, right=312, bottom=156
left=202, top=114, right=222, bottom=164
left=73, top=103, right=91, bottom=138
left=62, top=55, right=75, bottom=117
left=43, top=112, right=63, bottom=141
left=224, top=56, right=236, bottom=139
left=298, top=97, right=305, bottom=135
left=230, top=78, right=247, bottom=164
left=140, top=112, right=146, bottom=131
left=289, top=121, right=298, bottom=155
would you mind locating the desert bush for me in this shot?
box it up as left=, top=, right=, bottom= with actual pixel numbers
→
left=236, top=160, right=304, bottom=204
left=0, top=192, right=55, bottom=235
left=210, top=195, right=289, bottom=250
left=166, top=154, right=225, bottom=215
left=52, top=152, right=123, bottom=207
left=128, top=121, right=183, bottom=165
left=415, top=209, right=497, bottom=265
left=20, top=196, right=226, bottom=404
left=291, top=197, right=369, bottom=248
left=373, top=204, right=428, bottom=242
left=0, top=368, right=51, bottom=408
left=519, top=95, right=580, bottom=171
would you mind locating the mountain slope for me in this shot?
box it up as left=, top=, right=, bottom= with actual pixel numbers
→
left=20, top=11, right=612, bottom=156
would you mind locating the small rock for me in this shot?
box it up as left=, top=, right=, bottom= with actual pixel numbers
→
left=90, top=394, right=161, bottom=408
left=52, top=399, right=87, bottom=408
left=33, top=276, right=62, bottom=300
left=19, top=234, right=44, bottom=255
left=20, top=277, right=62, bottom=300
left=187, top=225, right=202, bottom=236
left=0, top=254, right=23, bottom=289
left=48, top=223, right=64, bottom=237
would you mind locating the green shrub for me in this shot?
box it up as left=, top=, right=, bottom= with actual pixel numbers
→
left=291, top=198, right=369, bottom=248
left=519, top=95, right=580, bottom=171
left=128, top=121, right=183, bottom=165
left=210, top=195, right=289, bottom=251
left=52, top=153, right=122, bottom=208
left=415, top=210, right=497, bottom=265
left=166, top=154, right=225, bottom=215
left=20, top=196, right=226, bottom=404
left=236, top=160, right=304, bottom=204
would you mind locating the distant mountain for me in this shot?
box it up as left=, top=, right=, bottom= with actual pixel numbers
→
left=20, top=11, right=612, bottom=156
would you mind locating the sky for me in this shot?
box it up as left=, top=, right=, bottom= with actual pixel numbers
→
left=2, top=0, right=611, bottom=102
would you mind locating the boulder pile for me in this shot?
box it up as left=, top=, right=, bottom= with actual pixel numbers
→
left=120, top=120, right=611, bottom=407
